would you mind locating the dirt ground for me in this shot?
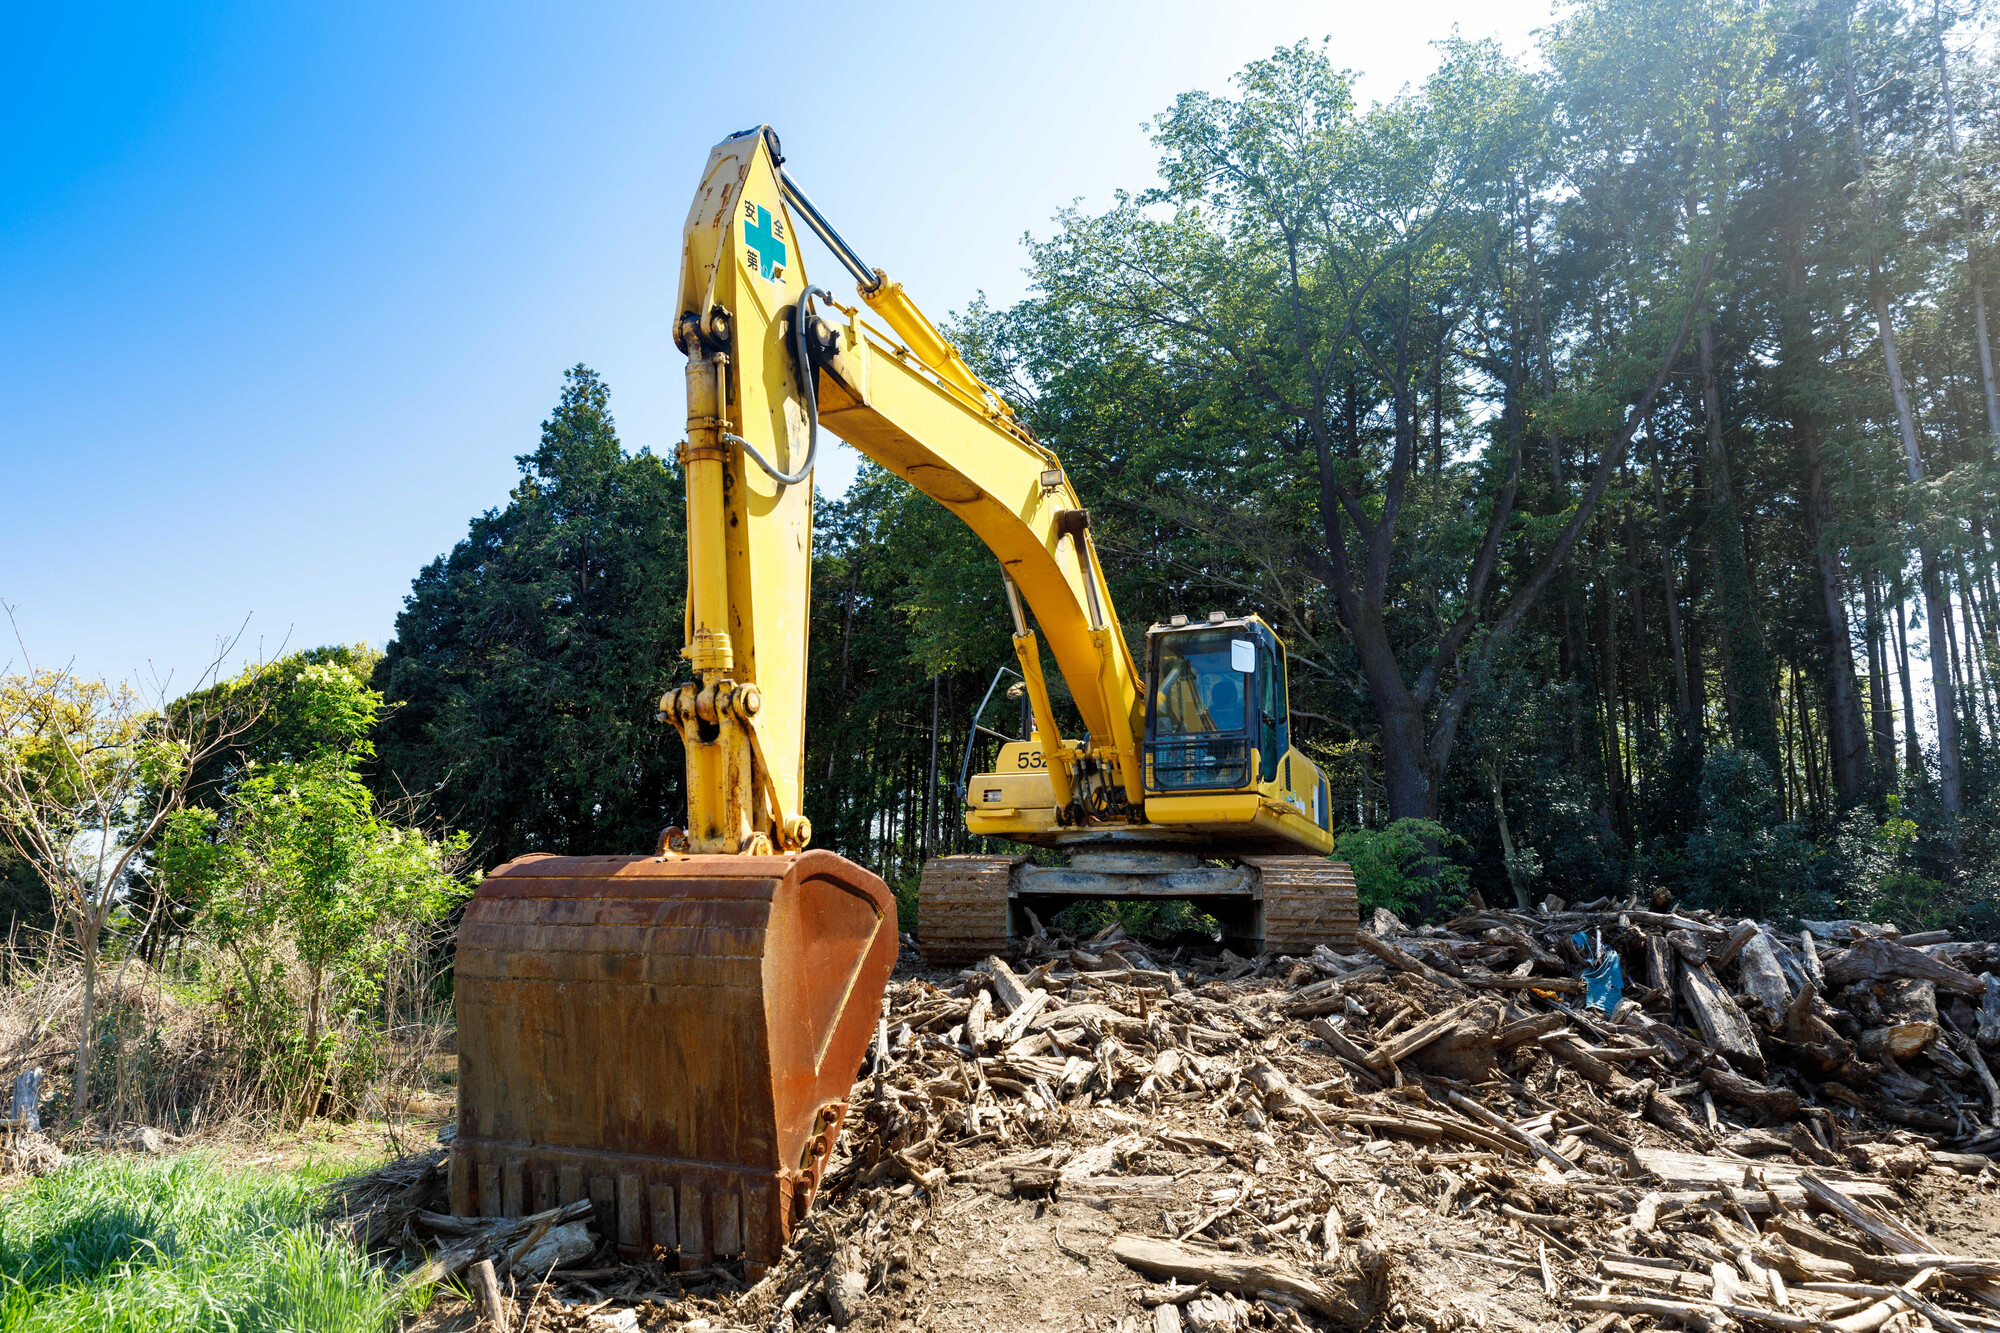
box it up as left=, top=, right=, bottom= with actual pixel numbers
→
left=373, top=940, right=2000, bottom=1333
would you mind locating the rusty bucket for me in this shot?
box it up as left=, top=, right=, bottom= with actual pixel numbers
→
left=451, top=849, right=897, bottom=1274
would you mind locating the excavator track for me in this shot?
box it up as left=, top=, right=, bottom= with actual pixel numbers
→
left=917, top=855, right=1025, bottom=966
left=918, top=853, right=1357, bottom=964
left=1243, top=856, right=1359, bottom=955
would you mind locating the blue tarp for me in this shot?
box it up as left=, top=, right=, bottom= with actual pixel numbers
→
left=1583, top=952, right=1624, bottom=1013
left=1572, top=928, right=1623, bottom=1012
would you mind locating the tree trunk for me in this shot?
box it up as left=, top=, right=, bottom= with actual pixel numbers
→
left=1974, top=263, right=2000, bottom=444
left=1891, top=569, right=1923, bottom=776
left=1780, top=221, right=1869, bottom=805
left=1864, top=573, right=1896, bottom=781
left=1698, top=321, right=1780, bottom=776
left=1932, top=5, right=2000, bottom=441
left=1375, top=681, right=1434, bottom=824
left=1490, top=768, right=1530, bottom=910
left=1962, top=550, right=2000, bottom=734
left=1940, top=569, right=1968, bottom=732
left=1846, top=52, right=1963, bottom=816
left=74, top=921, right=98, bottom=1117
left=305, top=963, right=324, bottom=1060
left=1649, top=445, right=1695, bottom=729
left=1915, top=549, right=1965, bottom=816
left=1802, top=447, right=1870, bottom=805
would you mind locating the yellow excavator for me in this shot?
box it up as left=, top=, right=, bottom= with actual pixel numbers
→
left=450, top=127, right=1355, bottom=1274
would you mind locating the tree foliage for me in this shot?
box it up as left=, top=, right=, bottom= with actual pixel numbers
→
left=154, top=659, right=468, bottom=1116
left=357, top=0, right=2000, bottom=939
left=371, top=366, right=690, bottom=866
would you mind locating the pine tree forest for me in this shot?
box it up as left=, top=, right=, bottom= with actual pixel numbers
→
left=375, top=0, right=2000, bottom=934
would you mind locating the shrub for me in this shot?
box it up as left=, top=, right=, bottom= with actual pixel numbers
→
left=1334, top=818, right=1469, bottom=917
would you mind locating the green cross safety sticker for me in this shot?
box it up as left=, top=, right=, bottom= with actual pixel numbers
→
left=742, top=201, right=787, bottom=283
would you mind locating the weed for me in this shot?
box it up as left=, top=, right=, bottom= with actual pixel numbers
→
left=0, top=1152, right=424, bottom=1331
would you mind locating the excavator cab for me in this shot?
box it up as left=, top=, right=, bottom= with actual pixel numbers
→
left=1145, top=614, right=1288, bottom=791
left=1138, top=613, right=1334, bottom=848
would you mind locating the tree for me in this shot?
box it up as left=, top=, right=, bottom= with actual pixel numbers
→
left=154, top=665, right=468, bottom=1115
left=0, top=618, right=262, bottom=1115
left=373, top=367, right=690, bottom=865
left=997, top=38, right=1715, bottom=844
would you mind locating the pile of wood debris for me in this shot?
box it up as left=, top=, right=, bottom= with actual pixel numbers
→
left=334, top=899, right=2000, bottom=1333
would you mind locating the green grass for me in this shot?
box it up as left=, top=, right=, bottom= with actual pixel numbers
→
left=0, top=1152, right=423, bottom=1332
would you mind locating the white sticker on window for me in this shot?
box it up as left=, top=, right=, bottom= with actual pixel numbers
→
left=1230, top=639, right=1255, bottom=673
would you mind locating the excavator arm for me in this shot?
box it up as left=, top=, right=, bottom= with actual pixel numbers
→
left=663, top=125, right=1145, bottom=855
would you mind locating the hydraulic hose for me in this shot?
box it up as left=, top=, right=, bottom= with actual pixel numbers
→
left=727, top=284, right=831, bottom=489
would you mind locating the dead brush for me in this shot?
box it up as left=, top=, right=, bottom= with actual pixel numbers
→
left=0, top=921, right=459, bottom=1139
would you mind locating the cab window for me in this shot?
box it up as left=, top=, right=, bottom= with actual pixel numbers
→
left=1152, top=631, right=1250, bottom=736
left=1257, top=637, right=1280, bottom=782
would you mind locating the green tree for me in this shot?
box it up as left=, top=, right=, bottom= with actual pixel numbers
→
left=155, top=667, right=468, bottom=1114
left=372, top=366, right=689, bottom=864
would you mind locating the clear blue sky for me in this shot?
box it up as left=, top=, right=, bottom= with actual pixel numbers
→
left=3, top=0, right=1562, bottom=694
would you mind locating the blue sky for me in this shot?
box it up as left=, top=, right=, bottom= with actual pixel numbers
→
left=3, top=0, right=1568, bottom=695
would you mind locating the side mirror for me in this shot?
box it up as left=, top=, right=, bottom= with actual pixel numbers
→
left=1230, top=639, right=1255, bottom=673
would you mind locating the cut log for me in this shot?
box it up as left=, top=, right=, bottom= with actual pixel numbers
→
left=1801, top=931, right=1826, bottom=989
left=1680, top=961, right=1766, bottom=1075
left=1446, top=1090, right=1583, bottom=1173
left=1543, top=1035, right=1629, bottom=1088
left=1667, top=930, right=1712, bottom=967
left=984, top=956, right=1035, bottom=1012
left=1737, top=930, right=1793, bottom=1025
left=1402, top=1018, right=1505, bottom=1082
left=398, top=1199, right=594, bottom=1292
left=1698, top=1064, right=1801, bottom=1119
left=1858, top=1023, right=1939, bottom=1061
left=1770, top=1217, right=1877, bottom=1271
left=1308, top=1019, right=1386, bottom=1087
left=1714, top=919, right=1760, bottom=969
left=1786, top=1123, right=1840, bottom=1166
left=1496, top=1013, right=1569, bottom=1050
left=1500, top=1203, right=1582, bottom=1231
left=1107, top=1233, right=1377, bottom=1323
left=1822, top=938, right=1982, bottom=995
left=1958, top=1033, right=2000, bottom=1128
left=1635, top=1151, right=1894, bottom=1199
left=471, top=1258, right=509, bottom=1333
left=825, top=1243, right=868, bottom=1327
left=1355, top=931, right=1470, bottom=994
left=1646, top=932, right=1676, bottom=994
left=1638, top=1086, right=1713, bottom=1149
left=1617, top=1004, right=1698, bottom=1063
left=989, top=989, right=1052, bottom=1047
left=1829, top=1268, right=1942, bottom=1333
left=1568, top=1294, right=1729, bottom=1333
left=1364, top=1001, right=1481, bottom=1070
left=1465, top=974, right=1584, bottom=993
left=1979, top=973, right=1999, bottom=1048
left=1796, top=1173, right=1932, bottom=1251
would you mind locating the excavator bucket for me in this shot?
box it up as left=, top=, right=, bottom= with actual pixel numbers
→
left=451, top=849, right=897, bottom=1273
